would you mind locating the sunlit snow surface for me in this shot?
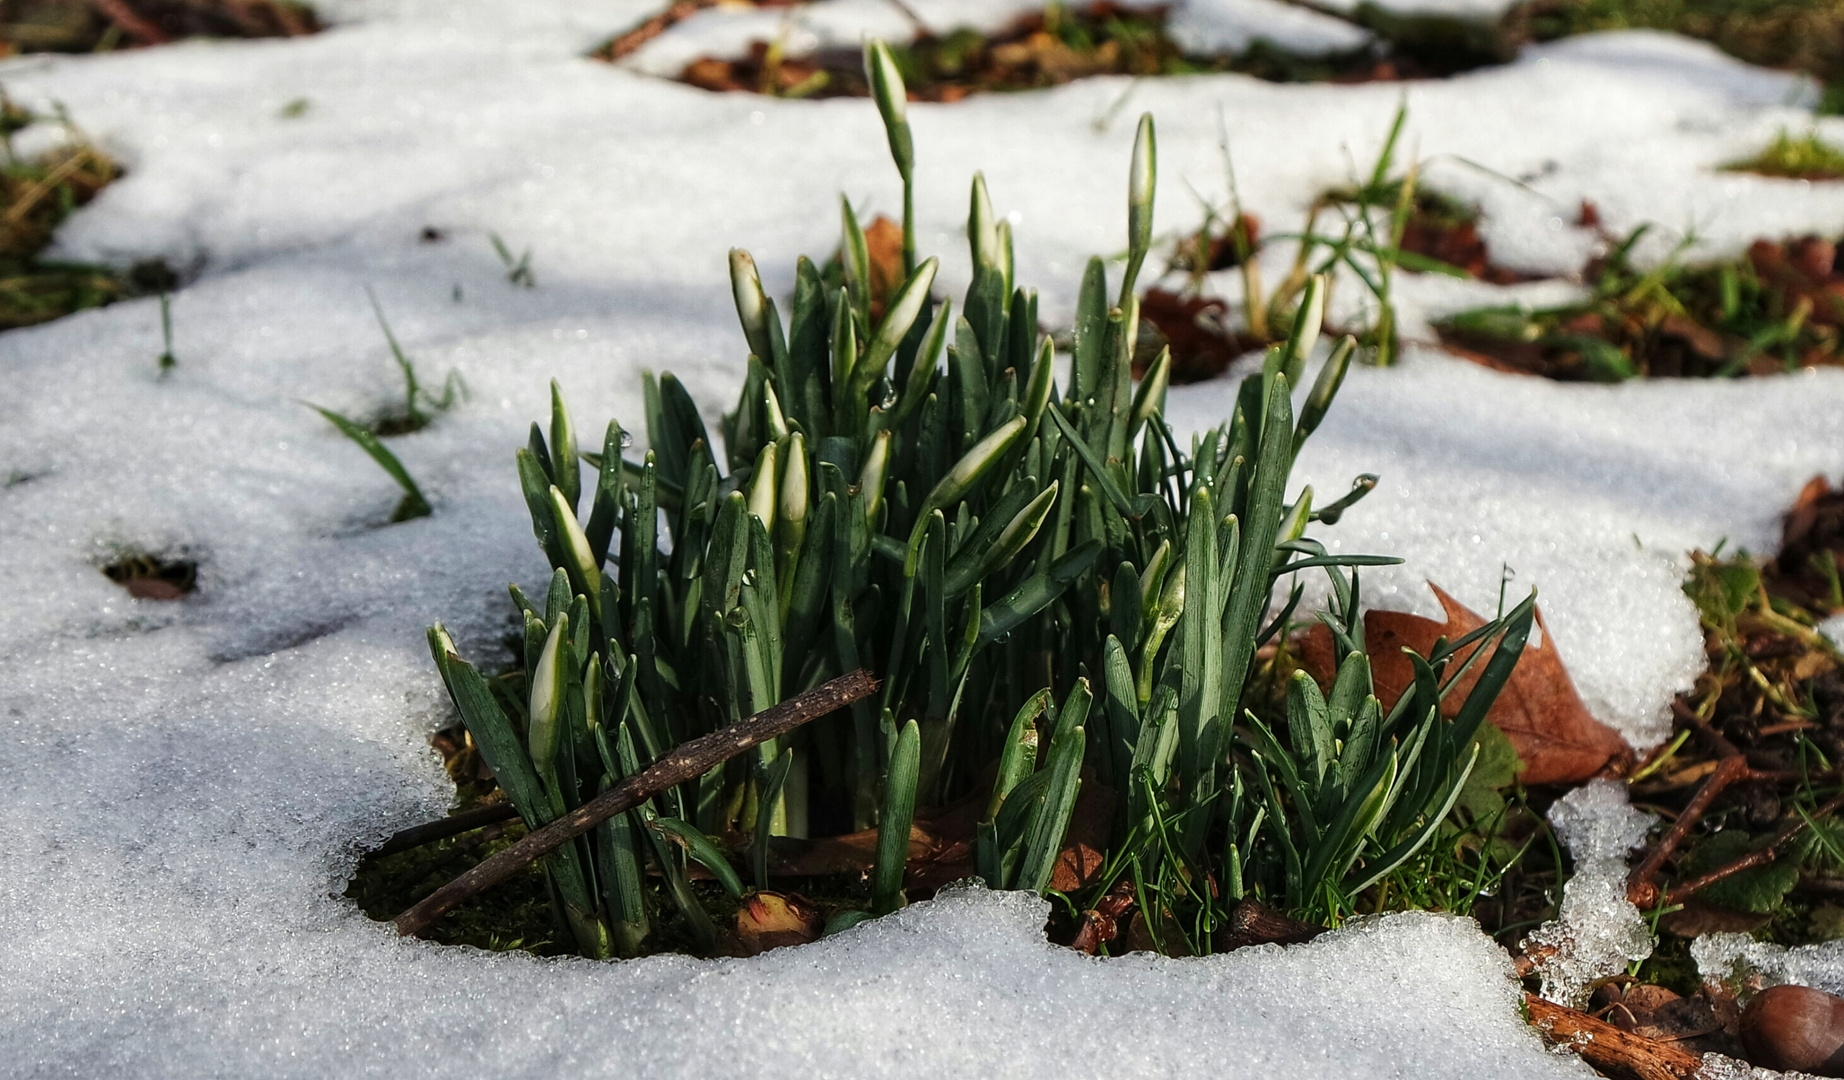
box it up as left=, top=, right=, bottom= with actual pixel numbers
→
left=2, top=0, right=1844, bottom=1074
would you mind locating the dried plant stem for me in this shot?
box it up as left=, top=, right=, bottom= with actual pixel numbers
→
left=1524, top=994, right=1704, bottom=1080
left=2, top=147, right=108, bottom=230
left=394, top=670, right=878, bottom=937
left=376, top=801, right=518, bottom=857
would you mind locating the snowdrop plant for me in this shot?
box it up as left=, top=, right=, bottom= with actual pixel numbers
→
left=423, top=39, right=1533, bottom=958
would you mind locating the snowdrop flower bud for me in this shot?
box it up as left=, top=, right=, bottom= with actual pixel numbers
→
left=1130, top=345, right=1170, bottom=437
left=921, top=415, right=1026, bottom=520
left=969, top=173, right=999, bottom=272
left=763, top=382, right=790, bottom=441
left=864, top=40, right=912, bottom=179
left=858, top=429, right=891, bottom=526
left=549, top=379, right=579, bottom=509
left=1128, top=113, right=1156, bottom=262
left=779, top=433, right=808, bottom=536
left=1283, top=275, right=1326, bottom=385
left=729, top=248, right=773, bottom=362
left=1297, top=335, right=1355, bottom=452
left=747, top=440, right=778, bottom=531
left=549, top=485, right=602, bottom=620
left=528, top=613, right=568, bottom=770
left=862, top=256, right=938, bottom=378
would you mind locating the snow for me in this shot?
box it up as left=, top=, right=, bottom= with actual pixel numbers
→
left=3, top=0, right=1844, bottom=1073
left=614, top=0, right=1404, bottom=75
left=1518, top=781, right=1656, bottom=1006
left=1167, top=0, right=1373, bottom=57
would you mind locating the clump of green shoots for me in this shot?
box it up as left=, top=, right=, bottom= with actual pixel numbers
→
left=418, top=40, right=1534, bottom=958
left=306, top=293, right=462, bottom=522
left=1724, top=129, right=1844, bottom=181
left=1171, top=106, right=1421, bottom=372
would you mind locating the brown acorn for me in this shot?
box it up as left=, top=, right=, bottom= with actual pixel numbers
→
left=734, top=891, right=822, bottom=957
left=1740, top=984, right=1844, bottom=1075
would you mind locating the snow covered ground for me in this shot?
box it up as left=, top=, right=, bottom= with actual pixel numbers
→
left=2, top=0, right=1843, bottom=1075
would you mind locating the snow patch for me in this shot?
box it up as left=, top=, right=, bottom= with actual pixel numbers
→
left=2, top=0, right=1843, bottom=1073
left=1520, top=781, right=1656, bottom=1005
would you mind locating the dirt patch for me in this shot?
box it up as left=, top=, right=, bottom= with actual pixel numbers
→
left=0, top=0, right=318, bottom=54
left=1439, top=229, right=1844, bottom=380
left=103, top=553, right=197, bottom=599
left=601, top=1, right=1511, bottom=102
left=1506, top=0, right=1844, bottom=110
left=0, top=98, right=183, bottom=329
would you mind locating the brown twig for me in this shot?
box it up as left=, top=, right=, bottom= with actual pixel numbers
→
left=394, top=670, right=877, bottom=937
left=1664, top=791, right=1844, bottom=906
left=375, top=801, right=518, bottom=857
left=1627, top=705, right=1751, bottom=908
left=91, top=0, right=171, bottom=45
left=594, top=0, right=716, bottom=62
left=1524, top=994, right=1705, bottom=1080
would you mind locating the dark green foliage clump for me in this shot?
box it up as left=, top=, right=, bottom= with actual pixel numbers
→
left=405, top=41, right=1537, bottom=960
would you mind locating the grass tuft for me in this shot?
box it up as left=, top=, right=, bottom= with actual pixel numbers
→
left=1725, top=129, right=1844, bottom=180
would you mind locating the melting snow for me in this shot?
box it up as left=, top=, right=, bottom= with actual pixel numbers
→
left=3, top=0, right=1843, bottom=1074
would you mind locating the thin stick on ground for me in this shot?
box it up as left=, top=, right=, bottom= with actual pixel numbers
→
left=394, top=670, right=879, bottom=937
left=1524, top=994, right=1705, bottom=1080
left=1664, top=790, right=1844, bottom=907
left=595, top=0, right=717, bottom=62
left=375, top=801, right=519, bottom=857
left=1627, top=705, right=1751, bottom=908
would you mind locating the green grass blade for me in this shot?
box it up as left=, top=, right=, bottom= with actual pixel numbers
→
left=309, top=405, right=430, bottom=520
left=651, top=816, right=745, bottom=900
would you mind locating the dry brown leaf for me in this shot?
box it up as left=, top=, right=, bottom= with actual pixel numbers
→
left=863, top=215, right=904, bottom=322
left=1296, top=583, right=1632, bottom=785
left=1048, top=773, right=1115, bottom=893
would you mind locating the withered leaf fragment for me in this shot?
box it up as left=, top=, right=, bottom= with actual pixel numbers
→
left=1298, top=584, right=1630, bottom=785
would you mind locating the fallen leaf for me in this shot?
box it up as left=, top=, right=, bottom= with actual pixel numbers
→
left=1048, top=772, right=1115, bottom=893
left=1296, top=583, right=1632, bottom=785
left=1592, top=982, right=1723, bottom=1042
left=862, top=215, right=904, bottom=322
left=123, top=577, right=187, bottom=600
left=1137, top=288, right=1250, bottom=384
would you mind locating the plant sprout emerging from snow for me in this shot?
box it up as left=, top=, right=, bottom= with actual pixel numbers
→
left=155, top=292, right=176, bottom=374
left=490, top=232, right=535, bottom=287
left=419, top=39, right=1537, bottom=959
left=1726, top=129, right=1844, bottom=181
left=305, top=294, right=461, bottom=522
